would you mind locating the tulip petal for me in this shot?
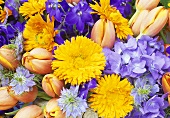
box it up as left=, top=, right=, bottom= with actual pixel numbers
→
left=101, top=20, right=115, bottom=48
left=91, top=19, right=104, bottom=44
left=136, top=0, right=160, bottom=10
left=29, top=48, right=53, bottom=60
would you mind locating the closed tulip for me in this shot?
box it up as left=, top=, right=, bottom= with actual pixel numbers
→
left=44, top=98, right=65, bottom=118
left=138, top=6, right=169, bottom=39
left=91, top=19, right=115, bottom=49
left=8, top=86, right=38, bottom=103
left=0, top=46, right=19, bottom=70
left=162, top=72, right=170, bottom=104
left=131, top=10, right=149, bottom=36
left=135, top=0, right=160, bottom=10
left=66, top=0, right=80, bottom=4
left=0, top=87, right=18, bottom=110
left=14, top=105, right=43, bottom=118
left=42, top=74, right=64, bottom=97
left=22, top=48, right=53, bottom=74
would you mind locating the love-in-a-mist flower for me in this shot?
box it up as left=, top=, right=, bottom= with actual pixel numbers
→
left=52, top=36, right=105, bottom=85
left=9, top=67, right=36, bottom=95
left=131, top=78, right=159, bottom=106
left=89, top=74, right=134, bottom=118
left=58, top=86, right=88, bottom=118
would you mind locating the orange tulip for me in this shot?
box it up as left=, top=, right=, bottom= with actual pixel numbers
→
left=135, top=0, right=160, bottom=10
left=14, top=105, right=44, bottom=118
left=138, top=6, right=169, bottom=38
left=44, top=98, right=65, bottom=118
left=131, top=10, right=149, bottom=36
left=66, top=0, right=80, bottom=4
left=162, top=72, right=170, bottom=104
left=0, top=87, right=18, bottom=110
left=0, top=45, right=19, bottom=70
left=8, top=86, right=38, bottom=103
left=91, top=19, right=115, bottom=49
left=22, top=48, right=53, bottom=75
left=42, top=74, right=64, bottom=97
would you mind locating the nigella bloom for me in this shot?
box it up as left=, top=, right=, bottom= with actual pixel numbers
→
left=58, top=86, right=88, bottom=118
left=111, top=0, right=132, bottom=18
left=9, top=67, right=36, bottom=95
left=131, top=77, right=159, bottom=106
left=65, top=1, right=93, bottom=32
left=46, top=0, right=62, bottom=22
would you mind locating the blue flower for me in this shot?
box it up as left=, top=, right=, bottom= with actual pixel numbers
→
left=79, top=78, right=97, bottom=99
left=111, top=0, right=132, bottom=18
left=58, top=86, right=88, bottom=118
left=9, top=67, right=36, bottom=95
left=140, top=95, right=168, bottom=118
left=65, top=1, right=93, bottom=32
left=46, top=0, right=62, bottom=22
left=131, top=78, right=159, bottom=106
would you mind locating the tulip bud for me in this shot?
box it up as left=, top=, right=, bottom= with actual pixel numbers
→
left=8, top=86, right=38, bottom=103
left=0, top=45, right=19, bottom=70
left=42, top=74, right=64, bottom=97
left=135, top=0, right=160, bottom=11
left=66, top=0, right=80, bottom=4
left=22, top=48, right=53, bottom=74
left=0, top=87, right=18, bottom=110
left=138, top=6, right=169, bottom=38
left=131, top=10, right=149, bottom=36
left=91, top=19, right=115, bottom=49
left=44, top=98, right=65, bottom=118
left=14, top=105, right=44, bottom=118
left=162, top=72, right=170, bottom=104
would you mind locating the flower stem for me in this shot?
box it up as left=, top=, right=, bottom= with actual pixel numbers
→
left=160, top=30, right=167, bottom=44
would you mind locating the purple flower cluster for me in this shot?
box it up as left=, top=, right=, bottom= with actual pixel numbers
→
left=111, top=0, right=132, bottom=18
left=103, top=35, right=170, bottom=81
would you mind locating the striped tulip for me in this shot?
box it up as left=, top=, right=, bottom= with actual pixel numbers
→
left=22, top=48, right=53, bottom=75
left=91, top=19, right=115, bottom=49
left=135, top=0, right=160, bottom=10
left=44, top=98, right=65, bottom=118
left=0, top=87, right=18, bottom=110
left=14, top=105, right=43, bottom=118
left=42, top=74, right=64, bottom=97
left=0, top=46, right=19, bottom=70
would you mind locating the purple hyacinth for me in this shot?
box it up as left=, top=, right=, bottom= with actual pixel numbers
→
left=9, top=67, right=36, bottom=95
left=131, top=78, right=159, bottom=106
left=103, top=35, right=170, bottom=80
left=65, top=1, right=93, bottom=32
left=111, top=0, right=132, bottom=18
left=139, top=95, right=168, bottom=118
left=79, top=78, right=97, bottom=99
left=58, top=86, right=88, bottom=118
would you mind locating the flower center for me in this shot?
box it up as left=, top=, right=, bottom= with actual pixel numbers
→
left=137, top=88, right=150, bottom=95
left=15, top=75, right=26, bottom=85
left=77, top=11, right=82, bottom=16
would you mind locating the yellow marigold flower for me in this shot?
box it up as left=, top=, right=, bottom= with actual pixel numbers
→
left=90, top=0, right=133, bottom=39
left=0, top=7, right=12, bottom=23
left=23, top=14, right=56, bottom=51
left=89, top=74, right=134, bottom=118
left=19, top=0, right=46, bottom=19
left=0, top=0, right=4, bottom=4
left=52, top=36, right=106, bottom=85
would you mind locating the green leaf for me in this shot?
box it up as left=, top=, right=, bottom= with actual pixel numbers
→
left=160, top=0, right=170, bottom=8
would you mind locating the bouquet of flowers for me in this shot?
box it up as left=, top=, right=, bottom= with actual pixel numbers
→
left=1, top=0, right=170, bottom=117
